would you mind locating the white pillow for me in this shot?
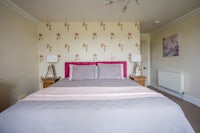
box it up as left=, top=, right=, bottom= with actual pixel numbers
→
left=69, top=64, right=73, bottom=80
left=70, top=65, right=97, bottom=80
left=97, top=64, right=124, bottom=79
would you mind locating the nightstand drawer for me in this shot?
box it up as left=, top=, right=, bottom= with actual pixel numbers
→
left=130, top=76, right=146, bottom=86
left=41, top=77, right=60, bottom=88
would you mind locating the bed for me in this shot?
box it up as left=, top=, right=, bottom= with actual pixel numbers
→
left=0, top=61, right=194, bottom=133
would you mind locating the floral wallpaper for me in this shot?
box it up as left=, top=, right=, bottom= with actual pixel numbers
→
left=38, top=22, right=140, bottom=82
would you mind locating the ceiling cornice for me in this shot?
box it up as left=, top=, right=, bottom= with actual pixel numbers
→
left=0, top=0, right=40, bottom=24
left=151, top=7, right=200, bottom=34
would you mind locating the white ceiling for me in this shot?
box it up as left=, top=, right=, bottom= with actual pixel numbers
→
left=3, top=0, right=200, bottom=33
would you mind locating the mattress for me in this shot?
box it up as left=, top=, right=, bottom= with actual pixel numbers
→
left=0, top=79, right=194, bottom=133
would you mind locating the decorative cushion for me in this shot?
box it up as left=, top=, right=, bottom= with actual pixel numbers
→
left=70, top=65, right=97, bottom=80
left=97, top=64, right=124, bottom=79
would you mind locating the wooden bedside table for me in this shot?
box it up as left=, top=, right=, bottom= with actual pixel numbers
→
left=41, top=77, right=61, bottom=88
left=130, top=76, right=146, bottom=86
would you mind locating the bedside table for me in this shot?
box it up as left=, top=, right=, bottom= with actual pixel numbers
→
left=41, top=77, right=61, bottom=88
left=130, top=76, right=146, bottom=86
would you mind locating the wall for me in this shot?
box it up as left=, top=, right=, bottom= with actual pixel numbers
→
left=150, top=13, right=200, bottom=105
left=0, top=4, right=39, bottom=111
left=38, top=22, right=140, bottom=87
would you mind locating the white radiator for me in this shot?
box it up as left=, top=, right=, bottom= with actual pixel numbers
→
left=158, top=70, right=185, bottom=94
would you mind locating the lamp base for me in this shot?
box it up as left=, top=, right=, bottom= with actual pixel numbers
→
left=45, top=64, right=57, bottom=79
left=132, top=63, right=141, bottom=77
left=135, top=72, right=141, bottom=77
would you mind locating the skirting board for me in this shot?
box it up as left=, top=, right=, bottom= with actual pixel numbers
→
left=151, top=82, right=200, bottom=108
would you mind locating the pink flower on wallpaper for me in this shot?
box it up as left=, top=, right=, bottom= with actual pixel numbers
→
left=47, top=44, right=52, bottom=52
left=135, top=22, right=140, bottom=30
left=39, top=55, right=43, bottom=62
left=100, top=22, right=106, bottom=30
left=64, top=22, right=70, bottom=30
left=75, top=33, right=79, bottom=40
left=128, top=53, right=132, bottom=61
left=46, top=22, right=52, bottom=31
left=82, top=22, right=88, bottom=30
left=65, top=43, right=70, bottom=52
left=57, top=33, right=61, bottom=40
left=93, top=53, right=98, bottom=61
left=101, top=43, right=106, bottom=51
left=58, top=54, right=61, bottom=60
left=75, top=54, right=79, bottom=61
left=93, top=33, right=97, bottom=40
left=128, top=33, right=132, bottom=40
left=83, top=43, right=88, bottom=51
left=118, top=22, right=123, bottom=30
left=110, top=32, right=115, bottom=39
left=39, top=33, right=43, bottom=41
left=118, top=43, right=124, bottom=51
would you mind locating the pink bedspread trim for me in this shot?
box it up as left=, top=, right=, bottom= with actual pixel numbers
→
left=23, top=86, right=164, bottom=101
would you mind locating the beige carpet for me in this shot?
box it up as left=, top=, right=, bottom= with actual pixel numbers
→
left=149, top=87, right=200, bottom=133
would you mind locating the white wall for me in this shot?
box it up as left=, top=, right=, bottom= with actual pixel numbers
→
left=0, top=4, right=39, bottom=111
left=150, top=13, right=200, bottom=106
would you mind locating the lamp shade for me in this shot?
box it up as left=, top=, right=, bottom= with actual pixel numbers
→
left=47, top=55, right=58, bottom=63
left=131, top=55, right=141, bottom=62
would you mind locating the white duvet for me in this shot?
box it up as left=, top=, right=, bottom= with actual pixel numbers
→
left=0, top=85, right=195, bottom=133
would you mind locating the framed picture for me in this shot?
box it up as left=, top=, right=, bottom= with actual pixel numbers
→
left=163, top=33, right=179, bottom=57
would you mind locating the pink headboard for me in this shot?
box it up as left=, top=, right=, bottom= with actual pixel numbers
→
left=65, top=61, right=127, bottom=78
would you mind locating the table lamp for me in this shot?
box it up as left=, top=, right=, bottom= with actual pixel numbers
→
left=45, top=55, right=58, bottom=79
left=131, top=54, right=141, bottom=77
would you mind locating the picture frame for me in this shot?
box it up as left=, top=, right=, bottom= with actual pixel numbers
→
left=163, top=33, right=179, bottom=57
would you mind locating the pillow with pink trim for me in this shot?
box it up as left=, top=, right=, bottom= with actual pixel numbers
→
left=97, top=64, right=124, bottom=79
left=70, top=65, right=97, bottom=80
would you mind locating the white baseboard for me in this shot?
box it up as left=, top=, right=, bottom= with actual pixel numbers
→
left=150, top=82, right=159, bottom=89
left=184, top=94, right=200, bottom=107
left=150, top=82, right=200, bottom=107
